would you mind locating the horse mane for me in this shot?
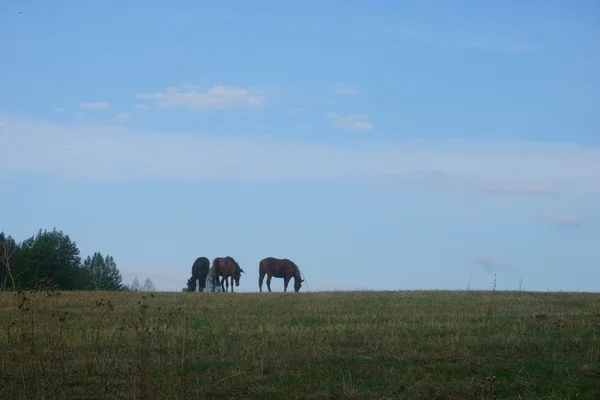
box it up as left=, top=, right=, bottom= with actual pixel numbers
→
left=226, top=256, right=241, bottom=272
left=286, top=259, right=301, bottom=279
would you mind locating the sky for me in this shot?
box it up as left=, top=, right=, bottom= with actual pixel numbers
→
left=1, top=0, right=599, bottom=292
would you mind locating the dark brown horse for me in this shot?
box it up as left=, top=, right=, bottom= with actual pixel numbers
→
left=187, top=257, right=210, bottom=292
left=259, top=257, right=304, bottom=292
left=211, top=256, right=245, bottom=292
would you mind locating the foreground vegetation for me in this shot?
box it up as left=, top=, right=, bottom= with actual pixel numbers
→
left=0, top=286, right=599, bottom=399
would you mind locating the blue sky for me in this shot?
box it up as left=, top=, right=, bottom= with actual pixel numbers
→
left=1, top=0, right=599, bottom=292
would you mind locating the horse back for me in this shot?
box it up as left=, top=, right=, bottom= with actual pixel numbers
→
left=213, top=257, right=239, bottom=277
left=192, top=257, right=210, bottom=277
left=260, top=257, right=296, bottom=278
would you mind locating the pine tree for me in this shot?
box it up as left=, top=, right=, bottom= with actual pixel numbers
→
left=82, top=252, right=123, bottom=290
left=83, top=252, right=105, bottom=290
left=14, top=228, right=81, bottom=290
left=104, top=254, right=123, bottom=290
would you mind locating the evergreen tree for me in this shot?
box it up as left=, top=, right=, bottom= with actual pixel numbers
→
left=13, top=228, right=82, bottom=290
left=82, top=252, right=123, bottom=291
left=104, top=255, right=123, bottom=290
left=83, top=252, right=105, bottom=290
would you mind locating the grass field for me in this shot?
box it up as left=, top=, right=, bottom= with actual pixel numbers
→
left=0, top=286, right=599, bottom=399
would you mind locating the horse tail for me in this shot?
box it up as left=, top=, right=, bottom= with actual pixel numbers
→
left=258, top=258, right=266, bottom=288
left=214, top=258, right=221, bottom=276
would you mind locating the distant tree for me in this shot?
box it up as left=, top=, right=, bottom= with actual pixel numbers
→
left=205, top=273, right=223, bottom=293
left=142, top=277, right=156, bottom=292
left=82, top=252, right=123, bottom=291
left=131, top=276, right=140, bottom=292
left=74, top=267, right=94, bottom=290
left=0, top=232, right=19, bottom=291
left=103, top=255, right=123, bottom=290
left=13, top=228, right=82, bottom=290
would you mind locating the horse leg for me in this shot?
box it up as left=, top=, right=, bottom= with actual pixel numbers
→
left=259, top=270, right=265, bottom=293
left=266, top=273, right=272, bottom=292
left=230, top=276, right=234, bottom=293
left=283, top=276, right=290, bottom=292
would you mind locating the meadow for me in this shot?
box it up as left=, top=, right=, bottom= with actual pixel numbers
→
left=0, top=285, right=599, bottom=399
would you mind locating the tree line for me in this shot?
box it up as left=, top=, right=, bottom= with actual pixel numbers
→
left=0, top=227, right=154, bottom=292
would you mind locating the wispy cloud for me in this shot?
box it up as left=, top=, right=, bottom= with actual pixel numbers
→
left=332, top=83, right=359, bottom=95
left=135, top=85, right=265, bottom=111
left=548, top=213, right=582, bottom=227
left=80, top=102, right=111, bottom=111
left=384, top=25, right=539, bottom=54
left=1, top=118, right=600, bottom=197
left=113, top=113, right=132, bottom=122
left=325, top=113, right=374, bottom=131
left=133, top=104, right=151, bottom=111
left=415, top=172, right=561, bottom=196
left=473, top=256, right=516, bottom=274
left=54, top=108, right=64, bottom=113
left=309, top=96, right=338, bottom=105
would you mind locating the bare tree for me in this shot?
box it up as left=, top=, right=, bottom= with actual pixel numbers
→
left=0, top=235, right=18, bottom=291
left=131, top=276, right=140, bottom=291
left=142, top=278, right=156, bottom=292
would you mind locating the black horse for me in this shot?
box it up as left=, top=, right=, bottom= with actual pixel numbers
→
left=187, top=257, right=210, bottom=292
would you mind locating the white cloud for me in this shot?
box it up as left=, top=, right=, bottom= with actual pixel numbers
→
left=548, top=213, right=582, bottom=227
left=414, top=172, right=562, bottom=196
left=332, top=83, right=359, bottom=95
left=133, top=104, right=150, bottom=111
left=326, top=113, right=374, bottom=131
left=54, top=108, right=64, bottom=113
left=135, top=85, right=265, bottom=111
left=113, top=113, right=132, bottom=122
left=80, top=102, right=111, bottom=111
left=1, top=117, right=600, bottom=197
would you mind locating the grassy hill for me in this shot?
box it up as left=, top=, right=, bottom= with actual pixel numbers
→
left=1, top=288, right=599, bottom=399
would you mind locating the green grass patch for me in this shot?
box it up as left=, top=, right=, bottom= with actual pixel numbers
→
left=0, top=289, right=599, bottom=399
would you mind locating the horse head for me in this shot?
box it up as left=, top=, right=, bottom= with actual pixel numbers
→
left=186, top=278, right=196, bottom=292
left=230, top=259, right=244, bottom=287
left=293, top=267, right=304, bottom=292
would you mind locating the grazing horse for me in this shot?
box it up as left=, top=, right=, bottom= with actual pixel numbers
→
left=187, top=256, right=210, bottom=292
left=211, top=256, right=245, bottom=292
left=259, top=257, right=305, bottom=292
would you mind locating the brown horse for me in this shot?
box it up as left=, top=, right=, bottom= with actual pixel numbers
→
left=211, top=256, right=245, bottom=292
left=259, top=257, right=305, bottom=292
left=187, top=256, right=210, bottom=292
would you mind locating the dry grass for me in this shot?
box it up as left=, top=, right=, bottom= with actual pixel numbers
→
left=0, top=286, right=599, bottom=399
